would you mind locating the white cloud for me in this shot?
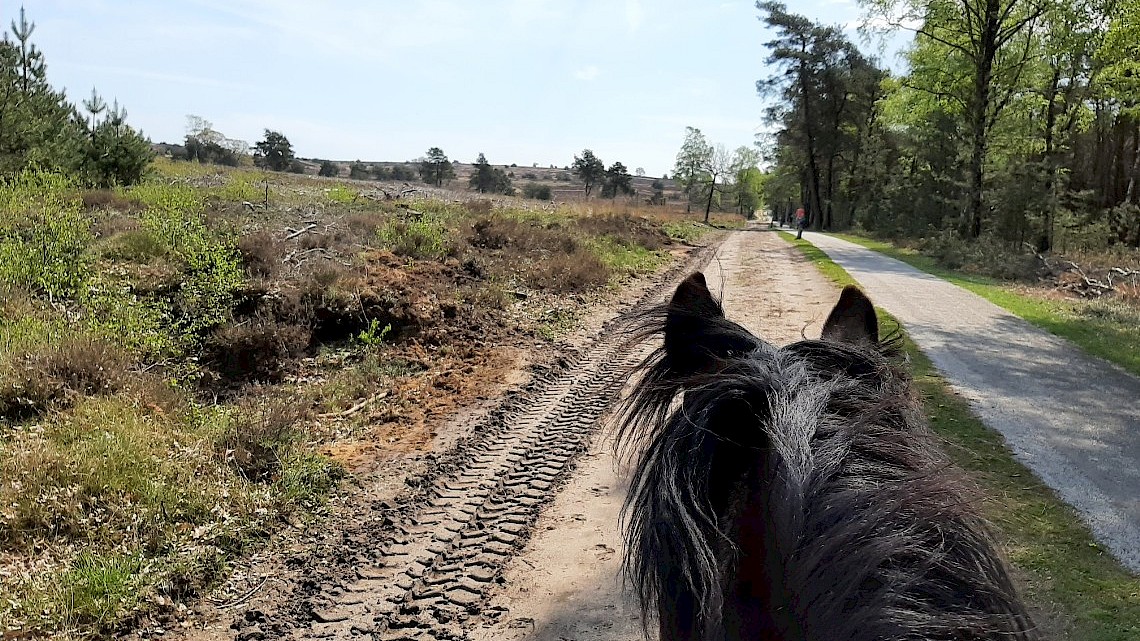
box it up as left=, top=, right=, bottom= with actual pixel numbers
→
left=573, top=65, right=600, bottom=81
left=509, top=0, right=562, bottom=26
left=58, top=63, right=255, bottom=91
left=185, top=0, right=476, bottom=62
left=626, top=0, right=645, bottom=32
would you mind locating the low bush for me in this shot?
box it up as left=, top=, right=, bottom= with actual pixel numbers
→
left=576, top=213, right=668, bottom=251
left=79, top=189, right=143, bottom=212
left=376, top=215, right=455, bottom=260
left=202, top=322, right=310, bottom=384
left=522, top=183, right=552, bottom=200
left=465, top=200, right=494, bottom=217
left=101, top=229, right=168, bottom=263
left=0, top=174, right=93, bottom=300
left=236, top=230, right=283, bottom=278
left=919, top=232, right=1037, bottom=280
left=0, top=337, right=130, bottom=420
left=525, top=247, right=609, bottom=292
left=214, top=393, right=308, bottom=481
left=469, top=216, right=575, bottom=254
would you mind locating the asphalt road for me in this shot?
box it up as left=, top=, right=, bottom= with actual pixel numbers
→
left=803, top=231, right=1140, bottom=573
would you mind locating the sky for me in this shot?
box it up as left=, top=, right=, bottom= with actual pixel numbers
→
left=2, top=0, right=911, bottom=176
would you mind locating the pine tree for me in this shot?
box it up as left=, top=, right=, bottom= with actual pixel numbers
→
left=0, top=8, right=86, bottom=175
left=571, top=149, right=606, bottom=197
left=83, top=97, right=152, bottom=186
left=418, top=147, right=456, bottom=186
left=601, top=162, right=634, bottom=198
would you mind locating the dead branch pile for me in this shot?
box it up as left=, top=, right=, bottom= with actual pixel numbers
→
left=1031, top=247, right=1140, bottom=297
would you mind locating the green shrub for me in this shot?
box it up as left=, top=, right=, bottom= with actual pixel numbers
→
left=376, top=215, right=453, bottom=259
left=127, top=182, right=243, bottom=336
left=84, top=284, right=179, bottom=358
left=0, top=172, right=93, bottom=300
left=326, top=185, right=356, bottom=203
left=522, top=183, right=552, bottom=200
left=101, top=229, right=168, bottom=263
left=274, top=451, right=343, bottom=506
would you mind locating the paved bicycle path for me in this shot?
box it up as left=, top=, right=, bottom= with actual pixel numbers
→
left=803, top=231, right=1140, bottom=573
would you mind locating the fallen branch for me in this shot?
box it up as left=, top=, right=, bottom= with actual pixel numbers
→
left=317, top=391, right=389, bottom=420
left=283, top=223, right=318, bottom=240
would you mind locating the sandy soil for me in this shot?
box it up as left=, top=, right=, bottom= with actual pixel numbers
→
left=469, top=227, right=842, bottom=641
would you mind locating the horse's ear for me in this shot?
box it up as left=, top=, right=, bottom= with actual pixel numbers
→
left=821, top=286, right=879, bottom=345
left=663, top=272, right=753, bottom=373
left=668, top=272, right=724, bottom=322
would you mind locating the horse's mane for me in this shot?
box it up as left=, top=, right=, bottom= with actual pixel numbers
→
left=617, top=275, right=1037, bottom=640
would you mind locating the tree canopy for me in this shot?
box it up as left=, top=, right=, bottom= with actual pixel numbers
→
left=758, top=0, right=1140, bottom=250
left=418, top=147, right=456, bottom=187
left=572, top=149, right=606, bottom=197
left=469, top=153, right=514, bottom=194
left=601, top=162, right=634, bottom=198
left=673, top=127, right=713, bottom=212
left=253, top=130, right=295, bottom=172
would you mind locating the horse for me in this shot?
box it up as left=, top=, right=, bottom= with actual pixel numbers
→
left=616, top=272, right=1038, bottom=641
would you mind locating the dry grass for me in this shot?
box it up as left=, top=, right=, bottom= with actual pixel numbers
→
left=525, top=248, right=610, bottom=292
left=79, top=189, right=143, bottom=213
left=0, top=336, right=131, bottom=420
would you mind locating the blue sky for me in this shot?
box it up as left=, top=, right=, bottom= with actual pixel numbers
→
left=3, top=1, right=908, bottom=176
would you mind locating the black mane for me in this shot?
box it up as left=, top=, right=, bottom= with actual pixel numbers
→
left=617, top=273, right=1037, bottom=640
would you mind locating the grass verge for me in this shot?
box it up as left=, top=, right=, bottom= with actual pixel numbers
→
left=781, top=230, right=1140, bottom=641
left=829, top=233, right=1140, bottom=378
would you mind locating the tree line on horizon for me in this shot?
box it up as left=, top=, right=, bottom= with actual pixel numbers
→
left=0, top=6, right=728, bottom=211
left=174, top=126, right=671, bottom=204
left=757, top=0, right=1139, bottom=253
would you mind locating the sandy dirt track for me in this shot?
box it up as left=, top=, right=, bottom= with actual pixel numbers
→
left=803, top=232, right=1140, bottom=572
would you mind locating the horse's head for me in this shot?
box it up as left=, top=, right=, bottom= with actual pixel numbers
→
left=619, top=272, right=1036, bottom=641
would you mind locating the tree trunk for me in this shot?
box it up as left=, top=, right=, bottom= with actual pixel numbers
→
left=1039, top=63, right=1062, bottom=252
left=704, top=177, right=716, bottom=224
left=825, top=153, right=836, bottom=230
left=963, top=0, right=1001, bottom=239
left=1126, top=119, right=1140, bottom=204
left=798, top=49, right=825, bottom=230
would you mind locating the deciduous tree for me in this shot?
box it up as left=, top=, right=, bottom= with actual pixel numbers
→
left=674, top=127, right=713, bottom=212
